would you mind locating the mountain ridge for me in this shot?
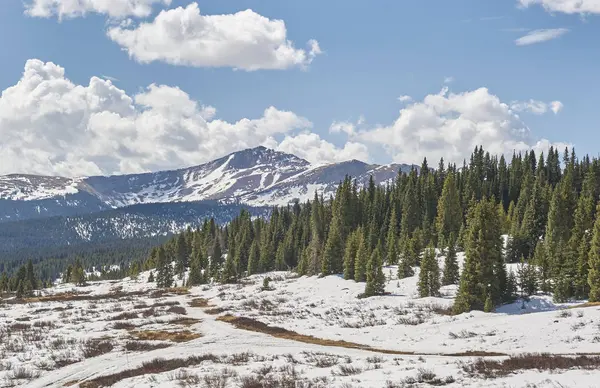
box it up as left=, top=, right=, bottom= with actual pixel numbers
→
left=0, top=146, right=415, bottom=222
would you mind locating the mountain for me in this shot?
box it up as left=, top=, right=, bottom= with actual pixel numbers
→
left=0, top=146, right=414, bottom=222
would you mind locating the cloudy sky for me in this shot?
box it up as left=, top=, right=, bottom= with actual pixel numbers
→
left=0, top=0, right=596, bottom=177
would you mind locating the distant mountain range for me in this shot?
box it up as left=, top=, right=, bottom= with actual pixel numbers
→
left=0, top=146, right=415, bottom=222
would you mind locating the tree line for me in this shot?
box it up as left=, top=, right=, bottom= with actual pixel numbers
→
left=141, top=146, right=600, bottom=313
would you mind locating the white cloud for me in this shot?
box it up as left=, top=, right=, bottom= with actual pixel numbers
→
left=515, top=28, right=569, bottom=45
left=274, top=132, right=370, bottom=165
left=550, top=100, right=564, bottom=114
left=107, top=3, right=321, bottom=71
left=329, top=121, right=356, bottom=136
left=510, top=99, right=563, bottom=114
left=444, top=76, right=455, bottom=84
left=398, top=95, right=413, bottom=103
left=0, top=59, right=359, bottom=177
left=518, top=0, right=600, bottom=14
left=355, top=87, right=566, bottom=166
left=25, top=0, right=171, bottom=19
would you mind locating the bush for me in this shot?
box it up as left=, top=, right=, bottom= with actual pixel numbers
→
left=81, top=339, right=114, bottom=358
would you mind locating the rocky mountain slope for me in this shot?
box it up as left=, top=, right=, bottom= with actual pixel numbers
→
left=0, top=147, right=413, bottom=222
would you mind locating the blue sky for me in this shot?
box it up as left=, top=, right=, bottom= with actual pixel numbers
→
left=0, top=0, right=598, bottom=176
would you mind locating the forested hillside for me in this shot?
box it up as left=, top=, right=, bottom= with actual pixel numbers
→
left=138, top=145, right=600, bottom=313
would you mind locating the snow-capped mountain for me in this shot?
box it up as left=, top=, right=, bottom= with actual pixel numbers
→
left=0, top=146, right=414, bottom=222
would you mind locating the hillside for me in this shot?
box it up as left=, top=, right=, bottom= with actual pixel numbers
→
left=0, top=147, right=413, bottom=222
left=1, top=260, right=597, bottom=388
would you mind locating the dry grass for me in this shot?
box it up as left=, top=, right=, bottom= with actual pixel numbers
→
left=570, top=302, right=600, bottom=309
left=129, top=330, right=201, bottom=343
left=166, top=317, right=202, bottom=327
left=124, top=341, right=171, bottom=352
left=205, top=307, right=227, bottom=315
left=150, top=287, right=189, bottom=298
left=79, top=354, right=220, bottom=388
left=217, top=315, right=413, bottom=355
left=13, top=290, right=149, bottom=304
left=189, top=298, right=211, bottom=308
left=464, top=353, right=600, bottom=377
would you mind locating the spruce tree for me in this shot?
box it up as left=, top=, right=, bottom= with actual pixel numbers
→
left=588, top=202, right=600, bottom=302
left=442, top=234, right=459, bottom=285
left=210, top=238, right=223, bottom=277
left=354, top=231, right=369, bottom=282
left=147, top=271, right=155, bottom=283
left=418, top=245, right=440, bottom=297
left=343, top=229, right=360, bottom=280
left=174, top=233, right=189, bottom=280
left=187, top=249, right=204, bottom=286
left=221, top=254, right=237, bottom=284
left=247, top=240, right=260, bottom=276
left=156, top=247, right=173, bottom=288
left=322, top=219, right=344, bottom=275
left=386, top=207, right=399, bottom=264
left=364, top=244, right=386, bottom=297
left=436, top=172, right=462, bottom=246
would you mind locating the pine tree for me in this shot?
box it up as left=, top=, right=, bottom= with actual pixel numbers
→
left=385, top=207, right=399, bottom=264
left=70, top=259, right=87, bottom=287
left=247, top=240, right=260, bottom=276
left=156, top=247, right=173, bottom=288
left=588, top=202, right=600, bottom=302
left=436, top=172, right=462, bottom=246
left=322, top=218, right=344, bottom=275
left=147, top=271, right=155, bottom=283
left=442, top=234, right=459, bottom=285
left=343, top=229, right=360, bottom=280
left=418, top=245, right=440, bottom=297
left=364, top=244, right=386, bottom=297
left=174, top=233, right=189, bottom=280
left=0, top=272, right=8, bottom=293
left=517, top=257, right=537, bottom=297
left=354, top=231, right=369, bottom=282
left=210, top=238, right=223, bottom=277
left=221, top=254, right=237, bottom=284
left=187, top=249, right=204, bottom=287
left=453, top=199, right=504, bottom=314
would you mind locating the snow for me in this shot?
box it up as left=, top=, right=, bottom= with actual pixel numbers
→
left=1, top=258, right=599, bottom=388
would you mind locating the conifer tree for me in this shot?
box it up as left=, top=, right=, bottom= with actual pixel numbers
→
left=364, top=244, right=386, bottom=297
left=210, top=238, right=223, bottom=277
left=436, top=172, right=462, bottom=246
left=588, top=202, right=600, bottom=302
left=221, top=254, right=237, bottom=284
left=0, top=272, right=8, bottom=292
left=156, top=247, right=173, bottom=288
left=322, top=218, right=344, bottom=275
left=386, top=206, right=399, bottom=264
left=517, top=257, right=537, bottom=297
left=187, top=249, right=204, bottom=286
left=354, top=231, right=369, bottom=282
left=442, top=234, right=459, bottom=285
left=174, top=233, right=189, bottom=280
left=343, top=229, right=360, bottom=280
left=418, top=245, right=440, bottom=297
left=247, top=240, right=260, bottom=276
left=147, top=271, right=154, bottom=283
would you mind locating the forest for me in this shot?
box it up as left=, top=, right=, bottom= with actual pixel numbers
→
left=6, top=145, right=600, bottom=314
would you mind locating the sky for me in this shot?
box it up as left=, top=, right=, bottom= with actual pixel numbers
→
left=0, top=0, right=598, bottom=177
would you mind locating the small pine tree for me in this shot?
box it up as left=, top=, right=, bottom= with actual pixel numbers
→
left=147, top=271, right=155, bottom=283
left=156, top=247, right=173, bottom=289
left=442, top=234, right=459, bottom=285
left=354, top=233, right=368, bottom=282
left=247, top=240, right=260, bottom=276
left=484, top=293, right=494, bottom=313
left=343, top=229, right=360, bottom=280
left=364, top=244, right=386, bottom=297
left=221, top=254, right=237, bottom=284
left=418, top=245, right=440, bottom=297
left=187, top=251, right=204, bottom=287
left=517, top=256, right=537, bottom=297
left=262, top=277, right=272, bottom=291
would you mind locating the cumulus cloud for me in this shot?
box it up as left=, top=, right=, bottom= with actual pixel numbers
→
left=107, top=3, right=321, bottom=71
left=355, top=87, right=566, bottom=166
left=329, top=121, right=356, bottom=136
left=398, top=95, right=413, bottom=103
left=515, top=28, right=569, bottom=45
left=25, top=0, right=171, bottom=19
left=0, top=59, right=357, bottom=177
left=273, top=132, right=370, bottom=165
left=518, top=0, right=600, bottom=14
left=510, top=99, right=564, bottom=114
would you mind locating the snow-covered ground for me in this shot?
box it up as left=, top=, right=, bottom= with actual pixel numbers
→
left=1, top=261, right=600, bottom=388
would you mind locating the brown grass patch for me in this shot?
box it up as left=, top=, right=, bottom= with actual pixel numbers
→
left=217, top=315, right=413, bottom=355
left=79, top=354, right=219, bottom=388
left=465, top=353, right=600, bottom=377
left=130, top=330, right=201, bottom=343
left=189, top=298, right=211, bottom=308
left=150, top=287, right=189, bottom=298
left=11, top=290, right=149, bottom=304
left=167, top=317, right=201, bottom=326
left=124, top=341, right=171, bottom=352
left=205, top=307, right=227, bottom=315
left=570, top=302, right=600, bottom=309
